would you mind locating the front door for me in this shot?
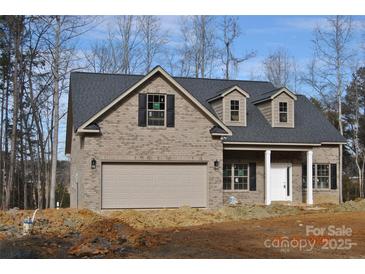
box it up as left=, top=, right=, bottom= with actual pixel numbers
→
left=271, top=163, right=292, bottom=201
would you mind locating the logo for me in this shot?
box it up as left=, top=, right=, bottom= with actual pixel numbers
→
left=264, top=225, right=357, bottom=253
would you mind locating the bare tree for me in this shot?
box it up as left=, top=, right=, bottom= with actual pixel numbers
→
left=219, top=16, right=255, bottom=79
left=83, top=30, right=122, bottom=73
left=44, top=16, right=92, bottom=208
left=311, top=16, right=353, bottom=135
left=0, top=15, right=92, bottom=210
left=137, top=16, right=167, bottom=73
left=263, top=47, right=297, bottom=89
left=49, top=16, right=61, bottom=209
left=0, top=16, right=12, bottom=209
left=5, top=16, right=24, bottom=210
left=115, top=16, right=140, bottom=74
left=304, top=16, right=354, bottom=203
left=177, top=16, right=218, bottom=78
left=343, top=67, right=365, bottom=198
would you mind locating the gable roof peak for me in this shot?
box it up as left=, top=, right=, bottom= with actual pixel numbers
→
left=252, top=86, right=297, bottom=104
left=207, top=85, right=250, bottom=102
left=75, top=64, right=232, bottom=136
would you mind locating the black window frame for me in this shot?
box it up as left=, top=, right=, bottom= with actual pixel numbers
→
left=147, top=94, right=166, bottom=126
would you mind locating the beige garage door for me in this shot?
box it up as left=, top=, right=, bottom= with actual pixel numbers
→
left=102, top=163, right=207, bottom=209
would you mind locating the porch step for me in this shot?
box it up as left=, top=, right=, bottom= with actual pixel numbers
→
left=270, top=201, right=293, bottom=206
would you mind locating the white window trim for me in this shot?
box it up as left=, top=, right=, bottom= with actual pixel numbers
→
left=279, top=101, right=288, bottom=123
left=223, top=163, right=250, bottom=191
left=312, top=163, right=331, bottom=190
left=230, top=100, right=240, bottom=122
left=146, top=93, right=167, bottom=127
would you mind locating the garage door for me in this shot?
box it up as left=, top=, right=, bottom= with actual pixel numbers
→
left=101, top=163, right=207, bottom=209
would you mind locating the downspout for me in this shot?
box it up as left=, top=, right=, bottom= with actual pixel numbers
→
left=76, top=172, right=79, bottom=208
left=339, top=144, right=343, bottom=203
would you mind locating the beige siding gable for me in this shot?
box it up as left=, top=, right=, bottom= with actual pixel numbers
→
left=256, top=101, right=273, bottom=125
left=255, top=92, right=295, bottom=128
left=223, top=90, right=247, bottom=126
left=211, top=99, right=223, bottom=120
left=272, top=92, right=295, bottom=128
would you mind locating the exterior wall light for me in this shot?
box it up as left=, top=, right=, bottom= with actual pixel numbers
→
left=214, top=160, right=219, bottom=169
left=91, top=158, right=97, bottom=169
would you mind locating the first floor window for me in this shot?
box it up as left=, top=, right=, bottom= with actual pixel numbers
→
left=303, top=164, right=331, bottom=189
left=314, top=164, right=330, bottom=189
left=279, top=102, right=288, bottom=122
left=223, top=163, right=249, bottom=190
left=147, top=94, right=165, bottom=126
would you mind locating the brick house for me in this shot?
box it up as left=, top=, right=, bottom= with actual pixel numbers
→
left=65, top=66, right=346, bottom=210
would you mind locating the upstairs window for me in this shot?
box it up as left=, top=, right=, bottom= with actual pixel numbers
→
left=230, top=100, right=240, bottom=121
left=147, top=94, right=165, bottom=126
left=279, top=102, right=288, bottom=122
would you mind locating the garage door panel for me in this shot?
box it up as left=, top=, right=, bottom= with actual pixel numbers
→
left=102, top=163, right=207, bottom=208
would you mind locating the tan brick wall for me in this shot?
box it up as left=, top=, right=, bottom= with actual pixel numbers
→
left=272, top=93, right=295, bottom=128
left=70, top=73, right=223, bottom=210
left=311, top=145, right=340, bottom=204
left=223, top=151, right=265, bottom=204
left=223, top=90, right=247, bottom=126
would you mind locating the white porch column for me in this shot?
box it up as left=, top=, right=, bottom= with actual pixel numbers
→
left=306, top=150, right=313, bottom=205
left=265, top=150, right=271, bottom=205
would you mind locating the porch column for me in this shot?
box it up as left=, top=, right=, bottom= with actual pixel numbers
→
left=265, top=150, right=271, bottom=205
left=306, top=150, right=313, bottom=205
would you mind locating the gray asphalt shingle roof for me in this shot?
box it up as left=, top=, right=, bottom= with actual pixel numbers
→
left=69, top=71, right=346, bottom=144
left=251, top=87, right=284, bottom=103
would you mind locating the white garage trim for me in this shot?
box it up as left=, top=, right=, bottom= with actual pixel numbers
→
left=101, top=161, right=208, bottom=209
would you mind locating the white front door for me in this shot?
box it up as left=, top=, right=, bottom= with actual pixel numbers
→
left=270, top=163, right=292, bottom=201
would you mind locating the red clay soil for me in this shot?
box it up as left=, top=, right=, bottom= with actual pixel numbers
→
left=133, top=211, right=365, bottom=258
left=0, top=211, right=364, bottom=258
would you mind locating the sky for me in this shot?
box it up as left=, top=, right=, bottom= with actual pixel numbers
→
left=59, top=15, right=365, bottom=159
left=78, top=15, right=365, bottom=92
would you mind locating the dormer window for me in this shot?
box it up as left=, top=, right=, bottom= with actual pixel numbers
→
left=147, top=94, right=165, bottom=126
left=279, top=102, right=288, bottom=123
left=230, top=100, right=240, bottom=122
left=207, top=85, right=249, bottom=127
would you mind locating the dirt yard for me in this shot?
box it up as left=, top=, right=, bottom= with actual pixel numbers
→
left=0, top=200, right=364, bottom=258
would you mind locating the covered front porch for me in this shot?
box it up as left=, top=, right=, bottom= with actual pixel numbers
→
left=223, top=145, right=315, bottom=205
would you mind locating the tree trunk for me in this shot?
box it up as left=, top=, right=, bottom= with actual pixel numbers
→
left=5, top=17, right=23, bottom=210
left=225, top=42, right=229, bottom=80
left=0, top=70, right=6, bottom=208
left=49, top=16, right=61, bottom=209
left=3, top=62, right=10, bottom=210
